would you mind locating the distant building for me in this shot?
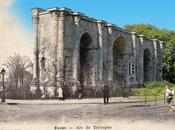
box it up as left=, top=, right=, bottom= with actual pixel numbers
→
left=31, top=7, right=163, bottom=97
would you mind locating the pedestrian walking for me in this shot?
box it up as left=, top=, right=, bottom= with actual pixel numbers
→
left=77, top=86, right=83, bottom=99
left=57, top=87, right=63, bottom=100
left=103, top=85, right=110, bottom=105
left=165, top=85, right=174, bottom=112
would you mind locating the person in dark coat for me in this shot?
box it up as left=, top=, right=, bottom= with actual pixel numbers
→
left=103, top=85, right=110, bottom=104
left=77, top=86, right=83, bottom=99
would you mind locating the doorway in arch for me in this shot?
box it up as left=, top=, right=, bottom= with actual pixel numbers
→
left=113, top=36, right=128, bottom=87
left=143, top=48, right=152, bottom=82
left=79, top=33, right=94, bottom=88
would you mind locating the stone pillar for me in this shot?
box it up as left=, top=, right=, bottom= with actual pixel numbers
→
left=131, top=32, right=137, bottom=85
left=139, top=35, right=144, bottom=85
left=57, top=9, right=66, bottom=86
left=159, top=41, right=164, bottom=80
left=32, top=9, right=40, bottom=85
left=51, top=11, right=59, bottom=60
left=91, top=49, right=98, bottom=87
left=153, top=39, right=158, bottom=81
left=50, top=10, right=59, bottom=92
left=97, top=21, right=105, bottom=84
left=107, top=24, right=115, bottom=83
left=72, top=13, right=82, bottom=83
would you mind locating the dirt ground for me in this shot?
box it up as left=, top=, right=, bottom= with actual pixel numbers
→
left=0, top=101, right=175, bottom=130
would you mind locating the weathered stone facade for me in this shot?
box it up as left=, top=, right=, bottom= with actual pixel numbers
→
left=32, top=7, right=163, bottom=97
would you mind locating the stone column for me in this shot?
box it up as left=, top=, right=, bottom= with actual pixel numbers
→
left=159, top=41, right=164, bottom=80
left=51, top=10, right=59, bottom=92
left=97, top=21, right=105, bottom=84
left=91, top=49, right=98, bottom=87
left=57, top=9, right=66, bottom=85
left=32, top=9, right=40, bottom=83
left=107, top=24, right=115, bottom=83
left=131, top=32, right=137, bottom=84
left=72, top=13, right=82, bottom=83
left=153, top=39, right=158, bottom=81
left=51, top=11, right=59, bottom=61
left=139, top=35, right=144, bottom=85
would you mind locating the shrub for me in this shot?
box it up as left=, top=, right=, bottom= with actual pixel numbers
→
left=131, top=80, right=174, bottom=96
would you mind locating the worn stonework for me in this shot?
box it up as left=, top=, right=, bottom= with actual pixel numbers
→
left=31, top=7, right=163, bottom=97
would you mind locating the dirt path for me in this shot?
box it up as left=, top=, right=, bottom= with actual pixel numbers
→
left=0, top=102, right=175, bottom=130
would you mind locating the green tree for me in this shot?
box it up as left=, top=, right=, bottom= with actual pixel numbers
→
left=124, top=24, right=175, bottom=82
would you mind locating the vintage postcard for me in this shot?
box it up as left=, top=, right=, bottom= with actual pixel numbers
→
left=0, top=0, right=175, bottom=130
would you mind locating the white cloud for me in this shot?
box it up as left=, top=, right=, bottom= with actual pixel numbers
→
left=0, top=0, right=32, bottom=67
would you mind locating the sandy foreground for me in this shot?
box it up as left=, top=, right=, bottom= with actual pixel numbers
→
left=0, top=98, right=175, bottom=130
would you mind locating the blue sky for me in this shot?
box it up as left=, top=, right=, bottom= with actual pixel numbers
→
left=11, top=0, right=175, bottom=35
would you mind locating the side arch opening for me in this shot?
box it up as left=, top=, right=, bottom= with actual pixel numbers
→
left=143, top=48, right=152, bottom=82
left=79, top=33, right=93, bottom=88
left=113, top=36, right=127, bottom=87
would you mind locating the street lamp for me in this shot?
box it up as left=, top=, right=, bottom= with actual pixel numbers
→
left=1, top=68, right=6, bottom=102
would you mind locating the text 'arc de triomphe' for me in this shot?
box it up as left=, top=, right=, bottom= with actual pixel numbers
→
left=32, top=7, right=163, bottom=96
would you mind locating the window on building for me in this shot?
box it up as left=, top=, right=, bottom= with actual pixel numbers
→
left=129, top=61, right=135, bottom=75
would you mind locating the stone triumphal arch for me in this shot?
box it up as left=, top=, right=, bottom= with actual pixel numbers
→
left=31, top=7, right=163, bottom=97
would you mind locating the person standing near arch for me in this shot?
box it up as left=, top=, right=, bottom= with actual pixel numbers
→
left=103, top=85, right=110, bottom=105
left=58, top=86, right=63, bottom=100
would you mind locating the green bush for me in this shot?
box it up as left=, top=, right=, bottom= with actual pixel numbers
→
left=131, top=80, right=174, bottom=96
left=144, top=80, right=171, bottom=89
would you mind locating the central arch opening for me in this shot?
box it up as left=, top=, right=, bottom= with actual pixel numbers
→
left=79, top=33, right=93, bottom=87
left=113, top=36, right=127, bottom=86
left=143, top=49, right=152, bottom=82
